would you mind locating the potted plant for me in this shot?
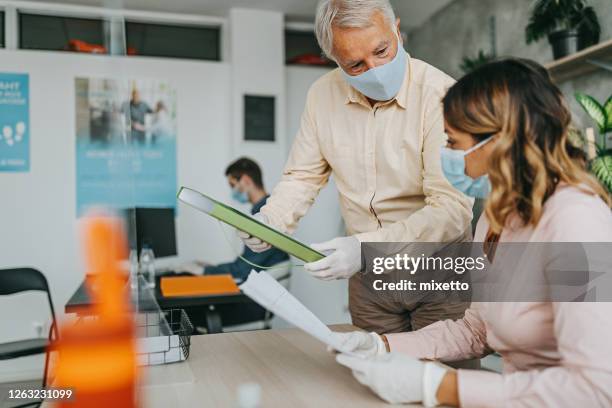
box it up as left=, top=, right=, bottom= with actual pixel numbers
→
left=575, top=92, right=612, bottom=193
left=525, top=0, right=600, bottom=60
left=459, top=50, right=495, bottom=74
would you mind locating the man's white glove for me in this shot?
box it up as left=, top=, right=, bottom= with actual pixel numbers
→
left=336, top=353, right=447, bottom=406
left=304, top=236, right=362, bottom=280
left=237, top=212, right=272, bottom=253
left=328, top=331, right=387, bottom=358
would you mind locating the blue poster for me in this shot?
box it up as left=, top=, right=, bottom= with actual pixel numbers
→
left=75, top=77, right=177, bottom=215
left=0, top=73, right=29, bottom=172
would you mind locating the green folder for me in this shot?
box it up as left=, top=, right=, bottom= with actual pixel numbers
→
left=177, top=187, right=325, bottom=263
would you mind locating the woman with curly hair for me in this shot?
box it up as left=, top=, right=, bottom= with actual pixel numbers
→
left=331, top=58, right=612, bottom=407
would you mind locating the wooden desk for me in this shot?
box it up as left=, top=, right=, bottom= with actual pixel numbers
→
left=40, top=325, right=423, bottom=407
left=139, top=325, right=416, bottom=407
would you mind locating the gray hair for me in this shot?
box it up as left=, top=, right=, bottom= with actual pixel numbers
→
left=315, top=0, right=397, bottom=61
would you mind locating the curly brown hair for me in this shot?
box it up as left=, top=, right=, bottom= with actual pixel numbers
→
left=443, top=58, right=610, bottom=234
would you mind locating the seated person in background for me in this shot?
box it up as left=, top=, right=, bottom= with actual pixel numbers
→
left=203, top=157, right=290, bottom=281
left=184, top=157, right=289, bottom=331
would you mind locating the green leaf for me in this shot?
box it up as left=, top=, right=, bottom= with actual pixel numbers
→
left=604, top=94, right=612, bottom=132
left=575, top=92, right=606, bottom=133
left=567, top=128, right=585, bottom=149
left=459, top=50, right=494, bottom=74
left=590, top=155, right=612, bottom=193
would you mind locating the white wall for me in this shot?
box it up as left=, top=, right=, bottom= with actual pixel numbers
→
left=228, top=8, right=287, bottom=188
left=0, top=49, right=234, bottom=380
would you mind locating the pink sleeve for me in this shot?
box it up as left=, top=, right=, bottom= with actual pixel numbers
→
left=459, top=303, right=612, bottom=407
left=385, top=304, right=492, bottom=361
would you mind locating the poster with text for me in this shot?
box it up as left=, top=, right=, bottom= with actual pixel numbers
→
left=0, top=73, right=30, bottom=172
left=75, top=77, right=177, bottom=215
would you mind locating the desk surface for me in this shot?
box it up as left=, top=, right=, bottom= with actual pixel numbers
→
left=65, top=277, right=250, bottom=315
left=140, top=325, right=406, bottom=408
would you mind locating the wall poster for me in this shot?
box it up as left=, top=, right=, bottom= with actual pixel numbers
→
left=0, top=73, right=30, bottom=172
left=75, top=77, right=177, bottom=215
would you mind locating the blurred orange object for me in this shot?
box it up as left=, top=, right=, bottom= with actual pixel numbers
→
left=68, top=39, right=107, bottom=54
left=52, top=215, right=138, bottom=408
left=160, top=275, right=240, bottom=297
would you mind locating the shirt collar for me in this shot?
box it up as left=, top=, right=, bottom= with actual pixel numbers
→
left=251, top=194, right=269, bottom=215
left=344, top=53, right=412, bottom=110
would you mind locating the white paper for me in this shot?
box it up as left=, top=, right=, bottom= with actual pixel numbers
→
left=239, top=270, right=355, bottom=354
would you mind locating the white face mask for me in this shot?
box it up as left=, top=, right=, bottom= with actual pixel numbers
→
left=340, top=31, right=407, bottom=101
left=440, top=137, right=494, bottom=198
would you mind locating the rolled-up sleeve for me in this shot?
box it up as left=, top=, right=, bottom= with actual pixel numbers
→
left=259, top=87, right=331, bottom=234
left=355, top=101, right=473, bottom=243
left=459, top=302, right=612, bottom=407
left=386, top=305, right=491, bottom=362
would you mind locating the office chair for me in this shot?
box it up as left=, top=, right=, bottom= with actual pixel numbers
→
left=0, top=268, right=58, bottom=408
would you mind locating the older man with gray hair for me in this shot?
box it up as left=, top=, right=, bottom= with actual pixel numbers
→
left=240, top=0, right=473, bottom=335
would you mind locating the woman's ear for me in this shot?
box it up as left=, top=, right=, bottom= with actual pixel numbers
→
left=482, top=134, right=498, bottom=155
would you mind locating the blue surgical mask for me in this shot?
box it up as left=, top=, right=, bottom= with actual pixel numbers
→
left=341, top=32, right=407, bottom=101
left=440, top=137, right=493, bottom=198
left=231, top=187, right=249, bottom=204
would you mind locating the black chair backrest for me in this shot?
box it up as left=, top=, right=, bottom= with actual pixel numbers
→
left=1, top=268, right=58, bottom=389
left=0, top=268, right=50, bottom=295
left=0, top=267, right=57, bottom=338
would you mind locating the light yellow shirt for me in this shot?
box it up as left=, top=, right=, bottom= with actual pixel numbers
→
left=261, top=55, right=473, bottom=242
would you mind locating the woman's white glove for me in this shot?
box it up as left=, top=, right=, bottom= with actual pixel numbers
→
left=237, top=212, right=272, bottom=253
left=304, top=236, right=362, bottom=280
left=328, top=331, right=387, bottom=358
left=336, top=353, right=447, bottom=406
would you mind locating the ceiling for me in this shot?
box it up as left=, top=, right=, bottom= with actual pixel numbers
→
left=22, top=0, right=454, bottom=28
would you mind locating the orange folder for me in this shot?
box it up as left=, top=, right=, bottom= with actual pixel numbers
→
left=160, top=275, right=240, bottom=297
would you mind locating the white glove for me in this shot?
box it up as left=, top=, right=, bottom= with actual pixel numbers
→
left=328, top=331, right=387, bottom=358
left=304, top=236, right=362, bottom=280
left=237, top=212, right=272, bottom=253
left=336, top=353, right=447, bottom=406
